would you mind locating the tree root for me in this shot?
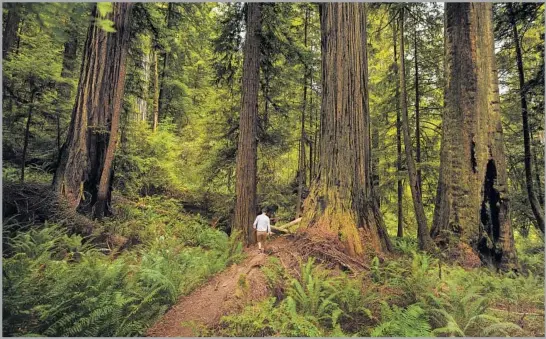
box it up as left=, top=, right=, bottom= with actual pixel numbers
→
left=276, top=233, right=369, bottom=273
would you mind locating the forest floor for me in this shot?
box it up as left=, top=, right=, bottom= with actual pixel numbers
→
left=146, top=236, right=294, bottom=337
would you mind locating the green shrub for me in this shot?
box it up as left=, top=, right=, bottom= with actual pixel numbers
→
left=3, top=218, right=240, bottom=337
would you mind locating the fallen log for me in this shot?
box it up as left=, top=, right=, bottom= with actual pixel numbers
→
left=271, top=217, right=302, bottom=234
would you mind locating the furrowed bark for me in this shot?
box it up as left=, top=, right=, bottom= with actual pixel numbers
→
left=432, top=3, right=517, bottom=270
left=301, top=3, right=392, bottom=257
left=234, top=3, right=261, bottom=245
left=53, top=3, right=133, bottom=219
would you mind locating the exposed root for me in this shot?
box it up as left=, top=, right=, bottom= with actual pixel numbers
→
left=273, top=233, right=369, bottom=273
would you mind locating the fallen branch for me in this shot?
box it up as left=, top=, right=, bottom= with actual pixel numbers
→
left=271, top=218, right=302, bottom=234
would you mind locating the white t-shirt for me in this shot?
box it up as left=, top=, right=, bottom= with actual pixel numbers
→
left=253, top=213, right=271, bottom=233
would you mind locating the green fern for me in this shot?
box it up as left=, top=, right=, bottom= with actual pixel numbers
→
left=371, top=302, right=431, bottom=337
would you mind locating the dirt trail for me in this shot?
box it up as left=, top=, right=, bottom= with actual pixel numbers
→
left=146, top=236, right=292, bottom=337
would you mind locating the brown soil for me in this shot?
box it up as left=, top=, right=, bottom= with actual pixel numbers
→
left=145, top=236, right=293, bottom=337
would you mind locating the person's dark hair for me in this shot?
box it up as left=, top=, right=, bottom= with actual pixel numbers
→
left=262, top=207, right=268, bottom=214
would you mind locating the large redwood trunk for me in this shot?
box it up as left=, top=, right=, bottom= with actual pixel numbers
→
left=301, top=3, right=392, bottom=257
left=431, top=3, right=517, bottom=270
left=234, top=3, right=261, bottom=245
left=53, top=3, right=133, bottom=219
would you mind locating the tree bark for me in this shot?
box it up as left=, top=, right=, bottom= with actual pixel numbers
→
left=508, top=3, right=544, bottom=234
left=414, top=23, right=422, bottom=193
left=234, top=3, right=261, bottom=245
left=399, top=8, right=435, bottom=251
left=53, top=3, right=133, bottom=219
left=136, top=50, right=150, bottom=122
left=296, top=7, right=310, bottom=218
left=21, top=90, right=36, bottom=182
left=431, top=3, right=517, bottom=270
left=152, top=50, right=160, bottom=132
left=393, top=20, right=403, bottom=239
left=56, top=24, right=79, bottom=159
left=302, top=3, right=392, bottom=257
left=2, top=3, right=22, bottom=59
left=158, top=2, right=174, bottom=120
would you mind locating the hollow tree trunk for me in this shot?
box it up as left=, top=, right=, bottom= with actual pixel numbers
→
left=2, top=3, right=22, bottom=59
left=399, top=8, right=435, bottom=251
left=301, top=3, right=392, bottom=257
left=53, top=3, right=133, bottom=219
left=393, top=20, right=403, bottom=238
left=508, top=3, right=544, bottom=234
left=234, top=3, right=261, bottom=245
left=431, top=3, right=517, bottom=270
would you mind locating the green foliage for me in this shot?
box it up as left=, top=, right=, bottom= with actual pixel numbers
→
left=3, top=209, right=242, bottom=337
left=371, top=303, right=431, bottom=337
left=217, top=258, right=376, bottom=337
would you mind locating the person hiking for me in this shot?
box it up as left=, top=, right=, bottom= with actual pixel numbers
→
left=253, top=208, right=272, bottom=253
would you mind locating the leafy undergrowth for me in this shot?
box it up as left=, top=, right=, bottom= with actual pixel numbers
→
left=211, top=238, right=544, bottom=337
left=2, top=198, right=244, bottom=337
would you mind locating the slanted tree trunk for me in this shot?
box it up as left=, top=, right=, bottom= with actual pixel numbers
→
left=508, top=3, right=544, bottom=234
left=234, top=3, right=261, bottom=245
left=399, top=8, right=435, bottom=251
left=2, top=3, right=22, bottom=59
left=296, top=7, right=310, bottom=218
left=393, top=20, right=404, bottom=238
left=431, top=3, right=517, bottom=270
left=53, top=3, right=133, bottom=219
left=152, top=50, right=160, bottom=132
left=302, top=3, right=392, bottom=257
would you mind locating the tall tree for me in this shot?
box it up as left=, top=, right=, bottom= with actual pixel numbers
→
left=431, top=3, right=517, bottom=269
left=234, top=3, right=261, bottom=245
left=301, top=3, right=392, bottom=257
left=53, top=3, right=133, bottom=218
left=157, top=2, right=174, bottom=121
left=2, top=3, right=23, bottom=59
left=507, top=3, right=544, bottom=234
left=413, top=21, right=422, bottom=192
left=296, top=6, right=310, bottom=218
left=152, top=49, right=160, bottom=132
left=398, top=8, right=435, bottom=251
left=392, top=20, right=404, bottom=239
